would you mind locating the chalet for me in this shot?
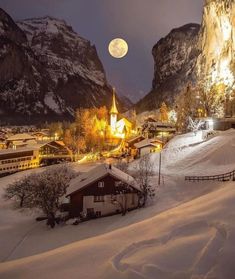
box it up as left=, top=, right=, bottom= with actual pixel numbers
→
left=134, top=138, right=163, bottom=157
left=6, top=133, right=37, bottom=149
left=125, top=135, right=146, bottom=157
left=66, top=164, right=142, bottom=218
left=31, top=131, right=51, bottom=141
left=142, top=121, right=176, bottom=139
left=28, top=140, right=73, bottom=164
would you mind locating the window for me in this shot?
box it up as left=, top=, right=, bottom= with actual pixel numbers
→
left=98, top=181, right=104, bottom=188
left=94, top=196, right=104, bottom=202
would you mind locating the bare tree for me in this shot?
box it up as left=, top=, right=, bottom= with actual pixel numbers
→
left=135, top=155, right=155, bottom=206
left=4, top=165, right=77, bottom=228
left=115, top=160, right=129, bottom=173
left=4, top=175, right=34, bottom=208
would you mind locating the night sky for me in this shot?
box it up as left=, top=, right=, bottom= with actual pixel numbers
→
left=0, top=0, right=204, bottom=102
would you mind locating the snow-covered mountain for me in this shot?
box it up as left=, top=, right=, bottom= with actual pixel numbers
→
left=0, top=9, right=125, bottom=124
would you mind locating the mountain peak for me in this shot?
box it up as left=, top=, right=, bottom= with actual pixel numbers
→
left=0, top=8, right=26, bottom=43
left=0, top=8, right=122, bottom=125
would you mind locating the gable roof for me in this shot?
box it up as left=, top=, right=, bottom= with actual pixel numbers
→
left=7, top=133, right=36, bottom=141
left=126, top=135, right=145, bottom=144
left=27, top=140, right=68, bottom=149
left=67, top=164, right=141, bottom=196
left=134, top=138, right=163, bottom=149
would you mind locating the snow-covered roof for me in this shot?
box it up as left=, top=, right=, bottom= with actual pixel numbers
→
left=67, top=164, right=141, bottom=196
left=126, top=135, right=145, bottom=144
left=27, top=140, right=67, bottom=150
left=134, top=138, right=163, bottom=149
left=0, top=147, right=38, bottom=155
left=7, top=133, right=36, bottom=141
left=116, top=118, right=132, bottom=128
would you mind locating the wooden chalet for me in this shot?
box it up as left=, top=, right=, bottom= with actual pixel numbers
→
left=6, top=133, right=37, bottom=149
left=134, top=138, right=163, bottom=157
left=66, top=164, right=142, bottom=218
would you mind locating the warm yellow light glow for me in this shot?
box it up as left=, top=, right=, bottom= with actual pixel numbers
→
left=108, top=38, right=128, bottom=58
left=221, top=15, right=232, bottom=41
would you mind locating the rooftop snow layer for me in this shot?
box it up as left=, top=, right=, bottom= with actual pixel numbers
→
left=67, top=164, right=140, bottom=195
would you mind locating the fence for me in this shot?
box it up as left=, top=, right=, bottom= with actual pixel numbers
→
left=185, top=170, right=235, bottom=182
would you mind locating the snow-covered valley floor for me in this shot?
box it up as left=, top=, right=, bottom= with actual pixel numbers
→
left=0, top=130, right=235, bottom=279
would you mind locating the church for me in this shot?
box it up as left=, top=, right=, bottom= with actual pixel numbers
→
left=109, top=90, right=133, bottom=139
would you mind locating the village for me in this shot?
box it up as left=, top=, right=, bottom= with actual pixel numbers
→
left=0, top=90, right=173, bottom=176
left=1, top=89, right=234, bottom=177
left=0, top=90, right=234, bottom=228
left=1, top=0, right=235, bottom=278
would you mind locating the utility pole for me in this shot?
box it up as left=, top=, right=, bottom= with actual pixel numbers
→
left=158, top=149, right=162, bottom=185
left=158, top=132, right=164, bottom=185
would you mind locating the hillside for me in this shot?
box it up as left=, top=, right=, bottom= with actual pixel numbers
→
left=0, top=130, right=234, bottom=278
left=1, top=182, right=234, bottom=279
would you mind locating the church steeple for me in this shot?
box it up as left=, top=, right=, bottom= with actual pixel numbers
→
left=110, top=88, right=118, bottom=133
left=110, top=89, right=118, bottom=115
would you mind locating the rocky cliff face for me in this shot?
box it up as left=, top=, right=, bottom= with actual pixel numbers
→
left=0, top=9, right=121, bottom=124
left=197, top=0, right=235, bottom=90
left=137, top=0, right=235, bottom=113
left=136, top=23, right=200, bottom=112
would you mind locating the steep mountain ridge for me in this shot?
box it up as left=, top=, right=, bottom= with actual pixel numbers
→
left=0, top=9, right=122, bottom=124
left=137, top=0, right=235, bottom=113
left=136, top=23, right=200, bottom=112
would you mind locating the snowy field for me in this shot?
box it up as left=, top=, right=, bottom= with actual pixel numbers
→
left=0, top=130, right=234, bottom=278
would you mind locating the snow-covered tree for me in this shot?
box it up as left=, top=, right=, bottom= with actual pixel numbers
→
left=4, top=165, right=77, bottom=228
left=135, top=155, right=155, bottom=206
left=188, top=117, right=204, bottom=133
left=32, top=166, right=76, bottom=218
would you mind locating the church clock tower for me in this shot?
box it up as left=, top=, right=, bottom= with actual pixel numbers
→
left=110, top=89, right=118, bottom=133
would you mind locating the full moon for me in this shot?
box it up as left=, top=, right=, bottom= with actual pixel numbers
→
left=108, top=38, right=128, bottom=58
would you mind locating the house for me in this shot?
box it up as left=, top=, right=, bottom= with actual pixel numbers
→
left=31, top=131, right=51, bottom=141
left=66, top=164, right=141, bottom=218
left=125, top=135, right=146, bottom=157
left=28, top=140, right=73, bottom=164
left=6, top=133, right=37, bottom=149
left=142, top=120, right=176, bottom=139
left=134, top=138, right=163, bottom=157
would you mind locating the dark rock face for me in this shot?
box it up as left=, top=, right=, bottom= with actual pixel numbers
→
left=0, top=9, right=121, bottom=124
left=136, top=23, right=200, bottom=112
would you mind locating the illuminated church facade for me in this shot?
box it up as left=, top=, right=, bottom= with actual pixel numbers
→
left=109, top=90, right=132, bottom=139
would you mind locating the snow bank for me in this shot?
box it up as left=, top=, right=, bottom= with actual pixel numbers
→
left=150, top=129, right=235, bottom=176
left=1, top=181, right=235, bottom=279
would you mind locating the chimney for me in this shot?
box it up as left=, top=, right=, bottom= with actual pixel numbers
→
left=109, top=164, right=112, bottom=170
